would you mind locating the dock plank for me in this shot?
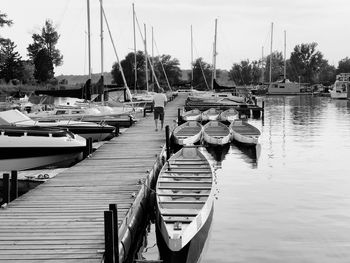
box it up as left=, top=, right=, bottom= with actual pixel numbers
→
left=0, top=94, right=185, bottom=262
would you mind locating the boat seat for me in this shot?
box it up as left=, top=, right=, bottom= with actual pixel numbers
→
left=158, top=186, right=212, bottom=190
left=158, top=193, right=210, bottom=197
left=160, top=208, right=200, bottom=216
left=161, top=175, right=212, bottom=179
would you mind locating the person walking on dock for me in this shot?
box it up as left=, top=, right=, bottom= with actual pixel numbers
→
left=153, top=88, right=167, bottom=131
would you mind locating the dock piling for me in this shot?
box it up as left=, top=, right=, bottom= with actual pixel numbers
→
left=165, top=125, right=170, bottom=160
left=104, top=210, right=115, bottom=263
left=10, top=171, right=18, bottom=201
left=2, top=173, right=10, bottom=205
left=177, top=108, right=181, bottom=125
left=109, top=204, right=119, bottom=263
left=262, top=101, right=265, bottom=119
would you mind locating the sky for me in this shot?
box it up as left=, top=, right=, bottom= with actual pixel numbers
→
left=1, top=0, right=350, bottom=76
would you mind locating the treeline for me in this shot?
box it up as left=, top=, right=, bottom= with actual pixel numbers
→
left=1, top=10, right=350, bottom=89
left=228, top=43, right=350, bottom=86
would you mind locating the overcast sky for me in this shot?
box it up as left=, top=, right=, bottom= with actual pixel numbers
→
left=2, top=0, right=349, bottom=76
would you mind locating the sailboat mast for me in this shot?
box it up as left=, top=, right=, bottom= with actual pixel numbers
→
left=261, top=46, right=264, bottom=83
left=100, top=0, right=104, bottom=102
left=191, top=25, right=193, bottom=84
left=151, top=26, right=154, bottom=84
left=212, top=18, right=218, bottom=90
left=269, top=22, right=273, bottom=84
left=87, top=0, right=92, bottom=79
left=284, top=30, right=286, bottom=79
left=100, top=0, right=104, bottom=76
left=144, top=23, right=149, bottom=92
left=132, top=3, right=137, bottom=93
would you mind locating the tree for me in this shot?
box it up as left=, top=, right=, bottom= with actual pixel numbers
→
left=288, top=42, right=324, bottom=84
left=153, top=54, right=182, bottom=87
left=191, top=57, right=212, bottom=90
left=27, top=19, right=63, bottom=81
left=0, top=39, right=24, bottom=83
left=111, top=51, right=146, bottom=88
left=0, top=11, right=13, bottom=44
left=264, top=51, right=284, bottom=82
left=337, top=57, right=350, bottom=74
left=33, top=49, right=54, bottom=82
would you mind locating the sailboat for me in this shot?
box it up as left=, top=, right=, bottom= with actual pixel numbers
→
left=267, top=27, right=305, bottom=95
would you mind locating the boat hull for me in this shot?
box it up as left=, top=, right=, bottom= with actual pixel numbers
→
left=229, top=120, right=260, bottom=146
left=0, top=151, right=83, bottom=171
left=156, top=204, right=214, bottom=263
left=203, top=121, right=231, bottom=146
left=173, top=122, right=203, bottom=146
left=330, top=90, right=348, bottom=99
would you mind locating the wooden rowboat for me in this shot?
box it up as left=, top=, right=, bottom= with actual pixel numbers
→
left=156, top=146, right=214, bottom=262
left=182, top=109, right=202, bottom=121
left=201, top=108, right=220, bottom=121
left=219, top=108, right=239, bottom=122
left=172, top=121, right=203, bottom=145
left=203, top=121, right=231, bottom=145
left=230, top=119, right=261, bottom=145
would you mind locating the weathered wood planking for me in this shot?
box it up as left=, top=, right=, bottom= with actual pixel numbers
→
left=0, top=94, right=186, bottom=262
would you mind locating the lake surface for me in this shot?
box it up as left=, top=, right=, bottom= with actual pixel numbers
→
left=142, top=95, right=350, bottom=263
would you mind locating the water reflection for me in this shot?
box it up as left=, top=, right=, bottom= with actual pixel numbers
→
left=202, top=95, right=350, bottom=263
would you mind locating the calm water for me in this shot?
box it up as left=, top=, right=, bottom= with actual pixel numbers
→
left=142, top=95, right=350, bottom=263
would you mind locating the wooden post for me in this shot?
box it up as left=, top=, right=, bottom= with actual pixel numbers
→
left=262, top=100, right=265, bottom=119
left=10, top=171, right=18, bottom=201
left=165, top=125, right=170, bottom=160
left=109, top=204, right=119, bottom=263
left=104, top=210, right=115, bottom=263
left=143, top=107, right=147, bottom=117
left=129, top=116, right=133, bottom=127
left=83, top=137, right=93, bottom=158
left=177, top=108, right=181, bottom=125
left=2, top=173, right=10, bottom=204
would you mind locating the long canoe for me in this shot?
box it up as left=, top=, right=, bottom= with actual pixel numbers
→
left=230, top=119, right=261, bottom=145
left=173, top=121, right=203, bottom=145
left=203, top=121, right=231, bottom=145
left=156, top=146, right=214, bottom=263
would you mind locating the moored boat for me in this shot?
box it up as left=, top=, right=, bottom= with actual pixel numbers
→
left=219, top=108, right=239, bottom=122
left=0, top=126, right=86, bottom=171
left=203, top=121, right=231, bottom=146
left=156, top=146, right=214, bottom=263
left=182, top=109, right=202, bottom=122
left=230, top=119, right=261, bottom=145
left=201, top=108, right=220, bottom=121
left=329, top=73, right=350, bottom=99
left=0, top=109, right=115, bottom=142
left=172, top=121, right=202, bottom=146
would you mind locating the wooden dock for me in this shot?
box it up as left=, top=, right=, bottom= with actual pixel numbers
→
left=0, top=94, right=186, bottom=263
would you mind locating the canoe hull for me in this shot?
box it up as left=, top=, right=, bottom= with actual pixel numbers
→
left=156, top=202, right=214, bottom=263
left=173, top=121, right=203, bottom=146
left=203, top=121, right=231, bottom=146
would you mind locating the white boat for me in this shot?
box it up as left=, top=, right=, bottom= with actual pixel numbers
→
left=330, top=73, right=350, bottom=99
left=27, top=104, right=135, bottom=128
left=0, top=126, right=86, bottom=171
left=182, top=109, right=202, bottom=122
left=156, top=146, right=214, bottom=262
left=203, top=121, right=231, bottom=145
left=0, top=109, right=115, bottom=142
left=201, top=108, right=220, bottom=121
left=172, top=121, right=202, bottom=146
left=219, top=108, right=239, bottom=122
left=267, top=78, right=303, bottom=95
left=230, top=119, right=261, bottom=145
